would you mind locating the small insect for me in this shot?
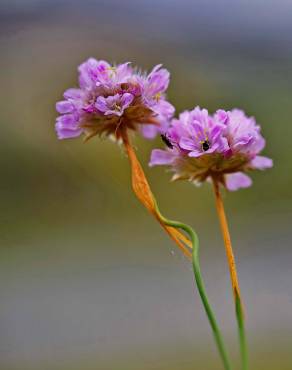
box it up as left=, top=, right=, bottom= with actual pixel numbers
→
left=201, top=140, right=210, bottom=151
left=161, top=134, right=173, bottom=149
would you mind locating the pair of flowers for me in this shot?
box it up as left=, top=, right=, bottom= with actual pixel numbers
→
left=55, top=58, right=273, bottom=370
left=56, top=58, right=272, bottom=191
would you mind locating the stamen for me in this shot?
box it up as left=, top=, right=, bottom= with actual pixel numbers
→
left=107, top=66, right=117, bottom=78
left=154, top=92, right=161, bottom=102
left=113, top=103, right=122, bottom=112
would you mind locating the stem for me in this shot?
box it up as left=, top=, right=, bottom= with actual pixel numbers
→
left=122, top=130, right=193, bottom=259
left=236, top=295, right=248, bottom=370
left=212, top=179, right=248, bottom=370
left=157, top=209, right=232, bottom=370
left=121, top=131, right=231, bottom=369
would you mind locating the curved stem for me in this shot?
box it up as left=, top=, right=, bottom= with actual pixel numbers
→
left=212, top=179, right=248, bottom=370
left=157, top=208, right=232, bottom=370
left=122, top=130, right=192, bottom=258
left=121, top=131, right=232, bottom=369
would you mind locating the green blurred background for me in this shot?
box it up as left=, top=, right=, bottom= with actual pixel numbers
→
left=0, top=1, right=291, bottom=369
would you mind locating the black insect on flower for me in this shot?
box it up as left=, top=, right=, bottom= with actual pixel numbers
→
left=161, top=133, right=173, bottom=149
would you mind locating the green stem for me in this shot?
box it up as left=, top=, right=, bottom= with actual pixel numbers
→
left=212, top=179, right=248, bottom=370
left=156, top=206, right=232, bottom=370
left=236, top=296, right=248, bottom=370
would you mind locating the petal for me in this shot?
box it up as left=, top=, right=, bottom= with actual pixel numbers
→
left=141, top=124, right=160, bottom=139
left=95, top=96, right=108, bottom=112
left=148, top=64, right=162, bottom=76
left=210, top=125, right=223, bottom=141
left=55, top=127, right=82, bottom=140
left=214, top=109, right=229, bottom=124
left=121, top=93, right=134, bottom=108
left=154, top=100, right=175, bottom=118
left=233, top=136, right=253, bottom=149
left=78, top=58, right=99, bottom=88
left=179, top=137, right=197, bottom=151
left=56, top=101, right=74, bottom=114
left=116, top=62, right=132, bottom=81
left=225, top=172, right=252, bottom=191
left=250, top=155, right=273, bottom=170
left=146, top=66, right=170, bottom=95
left=253, top=136, right=266, bottom=153
left=189, top=121, right=205, bottom=140
left=188, top=150, right=204, bottom=157
left=191, top=107, right=209, bottom=124
left=56, top=114, right=79, bottom=129
left=96, top=60, right=111, bottom=70
left=149, top=149, right=175, bottom=166
left=63, top=88, right=83, bottom=99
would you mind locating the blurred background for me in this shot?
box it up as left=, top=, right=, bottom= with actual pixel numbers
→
left=0, top=0, right=291, bottom=369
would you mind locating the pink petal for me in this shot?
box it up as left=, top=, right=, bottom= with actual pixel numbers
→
left=121, top=93, right=134, bottom=108
left=250, top=156, right=273, bottom=170
left=179, top=137, right=197, bottom=151
left=95, top=96, right=108, bottom=112
left=55, top=127, right=82, bottom=140
left=63, top=88, right=83, bottom=99
left=141, top=124, right=160, bottom=139
left=56, top=101, right=74, bottom=114
left=225, top=172, right=252, bottom=191
left=188, top=150, right=203, bottom=157
left=149, top=149, right=175, bottom=166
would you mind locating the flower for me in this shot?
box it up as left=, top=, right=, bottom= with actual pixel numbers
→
left=95, top=93, right=134, bottom=116
left=177, top=108, right=229, bottom=157
left=55, top=58, right=174, bottom=140
left=149, top=107, right=272, bottom=191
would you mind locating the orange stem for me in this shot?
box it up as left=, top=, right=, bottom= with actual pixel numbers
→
left=121, top=130, right=192, bottom=259
left=212, top=179, right=248, bottom=369
left=212, top=179, right=242, bottom=302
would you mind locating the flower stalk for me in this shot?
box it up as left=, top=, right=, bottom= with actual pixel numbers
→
left=156, top=209, right=232, bottom=370
left=212, top=178, right=248, bottom=370
left=122, top=130, right=232, bottom=370
left=122, top=130, right=192, bottom=258
left=212, top=179, right=241, bottom=299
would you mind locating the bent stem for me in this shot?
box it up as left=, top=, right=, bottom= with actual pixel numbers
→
left=122, top=131, right=232, bottom=370
left=122, top=130, right=192, bottom=258
left=157, top=209, right=232, bottom=370
left=212, top=179, right=248, bottom=370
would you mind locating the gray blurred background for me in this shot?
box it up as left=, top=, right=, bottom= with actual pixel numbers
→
left=0, top=0, right=292, bottom=369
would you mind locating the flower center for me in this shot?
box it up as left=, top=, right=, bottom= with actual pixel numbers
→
left=113, top=103, right=122, bottom=112
left=201, top=140, right=210, bottom=151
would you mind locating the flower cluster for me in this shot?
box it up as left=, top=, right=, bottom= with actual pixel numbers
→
left=150, top=107, right=272, bottom=191
left=55, top=59, right=174, bottom=140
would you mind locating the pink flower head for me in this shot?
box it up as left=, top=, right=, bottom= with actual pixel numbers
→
left=150, top=106, right=272, bottom=191
left=55, top=58, right=174, bottom=141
